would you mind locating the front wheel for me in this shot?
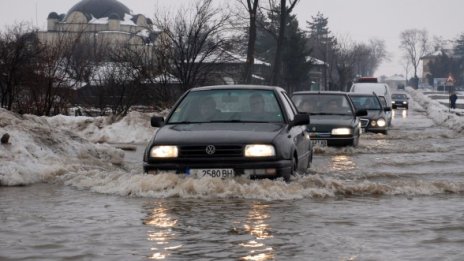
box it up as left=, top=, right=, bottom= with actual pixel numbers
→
left=352, top=134, right=360, bottom=147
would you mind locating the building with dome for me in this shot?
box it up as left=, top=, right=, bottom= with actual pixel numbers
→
left=38, top=0, right=158, bottom=60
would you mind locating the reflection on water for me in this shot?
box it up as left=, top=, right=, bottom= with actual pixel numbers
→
left=240, top=203, right=274, bottom=261
left=144, top=202, right=180, bottom=260
left=392, top=109, right=408, bottom=119
left=330, top=155, right=356, bottom=171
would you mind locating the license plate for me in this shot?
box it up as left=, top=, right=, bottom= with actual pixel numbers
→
left=311, top=140, right=327, bottom=147
left=189, top=169, right=235, bottom=178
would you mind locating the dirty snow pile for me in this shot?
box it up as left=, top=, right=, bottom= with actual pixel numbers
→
left=0, top=109, right=158, bottom=186
left=407, top=87, right=464, bottom=133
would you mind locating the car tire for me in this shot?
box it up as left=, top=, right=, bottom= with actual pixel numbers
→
left=283, top=156, right=298, bottom=182
left=352, top=133, right=360, bottom=147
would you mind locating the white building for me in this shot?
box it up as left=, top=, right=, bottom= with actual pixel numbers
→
left=37, top=0, right=159, bottom=59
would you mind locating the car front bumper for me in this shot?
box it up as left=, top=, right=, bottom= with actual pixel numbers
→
left=311, top=136, right=355, bottom=146
left=143, top=159, right=293, bottom=180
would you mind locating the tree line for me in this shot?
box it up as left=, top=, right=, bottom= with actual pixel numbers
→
left=0, top=0, right=387, bottom=116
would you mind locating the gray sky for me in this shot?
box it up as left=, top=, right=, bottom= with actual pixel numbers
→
left=1, top=0, right=463, bottom=77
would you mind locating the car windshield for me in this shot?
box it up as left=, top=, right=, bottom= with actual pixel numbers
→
left=349, top=95, right=382, bottom=110
left=392, top=94, right=407, bottom=99
left=292, top=94, right=353, bottom=115
left=378, top=96, right=388, bottom=107
left=168, top=89, right=284, bottom=123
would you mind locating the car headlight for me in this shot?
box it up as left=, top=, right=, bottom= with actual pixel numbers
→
left=150, top=145, right=178, bottom=158
left=244, top=144, right=275, bottom=157
left=331, top=128, right=352, bottom=135
left=376, top=118, right=386, bottom=127
left=403, top=101, right=407, bottom=104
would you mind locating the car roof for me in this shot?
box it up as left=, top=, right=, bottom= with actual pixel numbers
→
left=292, top=91, right=347, bottom=95
left=347, top=92, right=376, bottom=97
left=190, top=85, right=285, bottom=92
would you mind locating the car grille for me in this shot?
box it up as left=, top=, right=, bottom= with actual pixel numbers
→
left=179, top=145, right=243, bottom=158
left=360, top=119, right=369, bottom=127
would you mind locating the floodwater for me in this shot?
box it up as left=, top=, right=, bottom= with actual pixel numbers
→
left=2, top=104, right=464, bottom=260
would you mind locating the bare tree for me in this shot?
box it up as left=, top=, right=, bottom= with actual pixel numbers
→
left=0, top=23, right=39, bottom=111
left=153, top=0, right=231, bottom=91
left=333, top=36, right=356, bottom=91
left=270, top=0, right=299, bottom=86
left=399, top=29, right=432, bottom=88
left=238, top=0, right=260, bottom=83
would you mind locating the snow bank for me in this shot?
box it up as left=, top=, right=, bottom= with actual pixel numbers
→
left=407, top=87, right=464, bottom=133
left=45, top=111, right=157, bottom=144
left=0, top=109, right=125, bottom=186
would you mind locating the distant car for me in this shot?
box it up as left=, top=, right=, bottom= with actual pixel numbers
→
left=143, top=85, right=312, bottom=181
left=391, top=93, right=409, bottom=109
left=292, top=91, right=367, bottom=147
left=350, top=82, right=392, bottom=106
left=348, top=93, right=391, bottom=134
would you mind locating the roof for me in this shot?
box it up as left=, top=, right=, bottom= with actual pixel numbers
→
left=292, top=91, right=347, bottom=95
left=190, top=85, right=284, bottom=92
left=66, top=0, right=131, bottom=21
left=347, top=92, right=377, bottom=97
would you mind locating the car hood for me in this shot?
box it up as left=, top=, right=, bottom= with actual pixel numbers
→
left=153, top=123, right=285, bottom=144
left=308, top=115, right=355, bottom=131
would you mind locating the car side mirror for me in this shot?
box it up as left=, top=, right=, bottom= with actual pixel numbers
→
left=384, top=107, right=392, bottom=112
left=289, top=113, right=310, bottom=128
left=356, top=109, right=368, bottom=116
left=151, top=116, right=165, bottom=127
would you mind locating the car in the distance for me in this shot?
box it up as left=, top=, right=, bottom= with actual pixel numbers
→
left=350, top=81, right=392, bottom=106
left=391, top=93, right=409, bottom=109
left=348, top=93, right=391, bottom=134
left=292, top=91, right=367, bottom=147
left=143, top=85, right=312, bottom=181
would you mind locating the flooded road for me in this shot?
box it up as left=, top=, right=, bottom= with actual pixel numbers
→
left=2, top=103, right=464, bottom=260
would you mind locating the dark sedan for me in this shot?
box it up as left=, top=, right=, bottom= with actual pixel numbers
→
left=143, top=85, right=312, bottom=181
left=292, top=91, right=367, bottom=147
left=391, top=93, right=409, bottom=109
left=348, top=93, right=391, bottom=134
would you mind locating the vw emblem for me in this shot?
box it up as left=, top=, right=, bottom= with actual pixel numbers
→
left=312, top=127, right=316, bottom=131
left=205, top=145, right=216, bottom=155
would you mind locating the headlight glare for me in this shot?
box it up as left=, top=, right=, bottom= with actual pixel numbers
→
left=245, top=144, right=275, bottom=157
left=331, top=128, right=352, bottom=135
left=377, top=118, right=386, bottom=127
left=150, top=145, right=178, bottom=158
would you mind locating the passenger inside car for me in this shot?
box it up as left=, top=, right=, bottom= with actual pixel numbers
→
left=326, top=99, right=340, bottom=113
left=250, top=93, right=266, bottom=113
left=298, top=100, right=313, bottom=113
left=196, top=96, right=219, bottom=121
left=246, top=92, right=282, bottom=122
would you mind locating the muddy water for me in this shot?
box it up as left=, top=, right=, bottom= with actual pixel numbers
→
left=1, top=105, right=464, bottom=260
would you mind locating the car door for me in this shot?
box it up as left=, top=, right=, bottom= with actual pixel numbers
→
left=280, top=91, right=310, bottom=166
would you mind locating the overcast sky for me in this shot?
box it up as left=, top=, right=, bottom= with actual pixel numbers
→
left=1, top=0, right=463, bottom=77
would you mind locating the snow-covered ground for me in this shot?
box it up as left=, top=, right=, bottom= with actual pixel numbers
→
left=1, top=87, right=463, bottom=187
